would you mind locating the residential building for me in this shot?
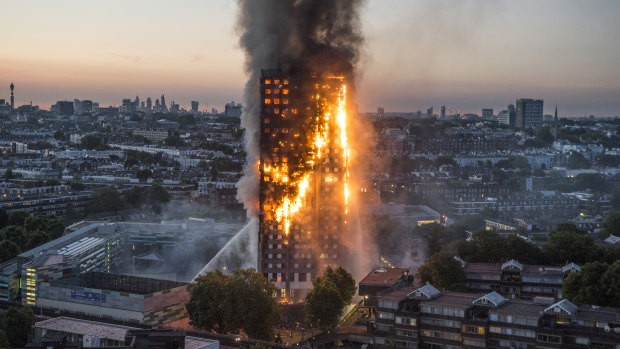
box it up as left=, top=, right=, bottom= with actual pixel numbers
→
left=516, top=99, right=543, bottom=129
left=373, top=283, right=620, bottom=349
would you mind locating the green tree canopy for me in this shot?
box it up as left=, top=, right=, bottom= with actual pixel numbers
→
left=186, top=269, right=230, bottom=333
left=601, top=211, right=620, bottom=240
left=543, top=230, right=599, bottom=265
left=563, top=261, right=620, bottom=307
left=186, top=268, right=280, bottom=340
left=567, top=152, right=591, bottom=169
left=8, top=210, right=30, bottom=227
left=305, top=277, right=344, bottom=331
left=88, top=187, right=124, bottom=214
left=0, top=307, right=35, bottom=347
left=0, top=329, right=9, bottom=349
left=79, top=134, right=103, bottom=150
left=457, top=230, right=506, bottom=263
left=0, top=209, right=8, bottom=230
left=0, top=226, right=26, bottom=249
left=415, top=251, right=465, bottom=291
left=0, top=240, right=20, bottom=263
left=24, top=215, right=65, bottom=239
left=314, top=266, right=357, bottom=304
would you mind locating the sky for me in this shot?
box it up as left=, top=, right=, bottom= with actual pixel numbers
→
left=1, top=0, right=619, bottom=116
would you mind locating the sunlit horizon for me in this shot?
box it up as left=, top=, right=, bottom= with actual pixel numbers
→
left=1, top=0, right=619, bottom=115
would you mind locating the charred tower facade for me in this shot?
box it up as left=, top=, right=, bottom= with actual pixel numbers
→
left=258, top=69, right=350, bottom=298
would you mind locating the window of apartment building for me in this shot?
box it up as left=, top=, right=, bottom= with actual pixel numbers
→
left=462, top=325, right=485, bottom=335
left=498, top=340, right=528, bottom=349
left=463, top=338, right=485, bottom=347
left=420, top=318, right=460, bottom=328
left=377, top=311, right=394, bottom=320
left=395, top=329, right=415, bottom=337
left=395, top=316, right=415, bottom=326
left=379, top=299, right=398, bottom=309
left=442, top=307, right=465, bottom=317
left=537, top=334, right=561, bottom=344
left=375, top=323, right=391, bottom=332
left=395, top=340, right=415, bottom=348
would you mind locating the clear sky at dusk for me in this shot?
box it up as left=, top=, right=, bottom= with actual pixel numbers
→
left=1, top=0, right=619, bottom=116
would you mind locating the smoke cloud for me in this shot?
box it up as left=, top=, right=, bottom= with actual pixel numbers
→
left=235, top=0, right=365, bottom=217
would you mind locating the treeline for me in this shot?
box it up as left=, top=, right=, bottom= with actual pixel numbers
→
left=0, top=210, right=65, bottom=263
left=88, top=184, right=170, bottom=215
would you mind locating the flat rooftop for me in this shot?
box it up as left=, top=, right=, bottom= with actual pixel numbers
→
left=359, top=267, right=409, bottom=286
left=34, top=317, right=217, bottom=348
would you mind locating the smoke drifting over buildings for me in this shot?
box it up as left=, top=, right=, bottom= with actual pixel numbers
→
left=235, top=0, right=365, bottom=216
left=221, top=0, right=368, bottom=295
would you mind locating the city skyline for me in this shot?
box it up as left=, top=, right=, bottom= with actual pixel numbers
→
left=1, top=0, right=620, bottom=115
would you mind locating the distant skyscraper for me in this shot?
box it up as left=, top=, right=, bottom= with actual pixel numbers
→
left=426, top=106, right=433, bottom=118
left=146, top=97, right=152, bottom=111
left=10, top=83, right=14, bottom=110
left=552, top=104, right=559, bottom=139
left=191, top=101, right=199, bottom=113
left=161, top=94, right=167, bottom=112
left=377, top=106, right=384, bottom=118
left=134, top=96, right=140, bottom=111
left=516, top=98, right=543, bottom=129
left=440, top=105, right=446, bottom=118
left=482, top=108, right=493, bottom=119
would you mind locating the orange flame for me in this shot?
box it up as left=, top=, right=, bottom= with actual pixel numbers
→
left=268, top=80, right=349, bottom=235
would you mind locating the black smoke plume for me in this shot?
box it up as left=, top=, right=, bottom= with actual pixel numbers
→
left=235, top=0, right=365, bottom=217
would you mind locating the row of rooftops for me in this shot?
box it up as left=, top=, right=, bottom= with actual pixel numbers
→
left=378, top=282, right=620, bottom=324
left=459, top=258, right=581, bottom=276
left=360, top=259, right=581, bottom=288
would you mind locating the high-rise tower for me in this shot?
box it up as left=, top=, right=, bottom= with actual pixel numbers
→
left=553, top=104, right=559, bottom=139
left=161, top=94, right=167, bottom=112
left=10, top=83, right=14, bottom=110
left=258, top=69, right=350, bottom=299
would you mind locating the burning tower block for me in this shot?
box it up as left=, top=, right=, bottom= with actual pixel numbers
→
left=259, top=69, right=350, bottom=299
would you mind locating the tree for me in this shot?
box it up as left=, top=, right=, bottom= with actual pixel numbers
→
left=502, top=235, right=547, bottom=265
left=315, top=266, right=357, bottom=304
left=24, top=230, right=50, bottom=251
left=0, top=307, right=35, bottom=348
left=543, top=230, right=599, bottom=265
left=457, top=230, right=505, bottom=263
left=8, top=210, right=30, bottom=227
left=186, top=269, right=280, bottom=340
left=415, top=252, right=465, bottom=291
left=563, top=261, right=620, bottom=307
left=24, top=215, right=65, bottom=239
left=88, top=187, right=124, bottom=214
left=0, top=226, right=27, bottom=250
left=574, top=173, right=607, bottom=192
left=0, top=241, right=20, bottom=263
left=567, top=152, right=591, bottom=169
left=224, top=269, right=280, bottom=340
left=186, top=270, right=229, bottom=333
left=0, top=209, right=8, bottom=230
left=53, top=130, right=65, bottom=141
left=0, top=329, right=9, bottom=349
left=601, top=211, right=620, bottom=240
left=306, top=278, right=344, bottom=331
left=164, top=133, right=183, bottom=147
left=80, top=135, right=102, bottom=150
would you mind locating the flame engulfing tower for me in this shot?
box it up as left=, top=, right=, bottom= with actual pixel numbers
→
left=259, top=70, right=350, bottom=298
left=235, top=0, right=364, bottom=299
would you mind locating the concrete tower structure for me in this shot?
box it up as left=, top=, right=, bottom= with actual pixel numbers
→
left=10, top=83, right=14, bottom=110
left=258, top=69, right=349, bottom=299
